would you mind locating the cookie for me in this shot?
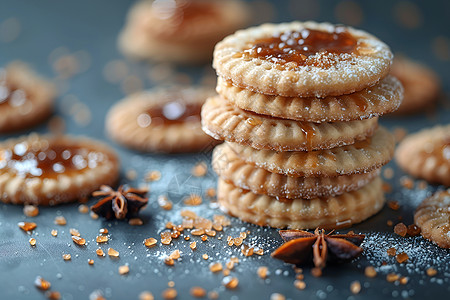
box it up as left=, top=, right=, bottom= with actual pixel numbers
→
left=414, top=189, right=450, bottom=248
left=218, top=177, right=384, bottom=229
left=0, top=62, right=55, bottom=133
left=201, top=95, right=379, bottom=151
left=395, top=125, right=450, bottom=186
left=119, top=0, right=249, bottom=64
left=390, top=56, right=440, bottom=115
left=212, top=143, right=380, bottom=199
left=213, top=21, right=393, bottom=97
left=216, top=75, right=403, bottom=122
left=107, top=87, right=218, bottom=153
left=228, top=126, right=394, bottom=177
left=0, top=133, right=120, bottom=206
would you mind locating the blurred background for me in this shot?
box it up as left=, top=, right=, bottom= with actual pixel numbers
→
left=0, top=1, right=449, bottom=299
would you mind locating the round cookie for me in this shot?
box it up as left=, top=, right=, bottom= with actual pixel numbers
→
left=414, top=189, right=450, bottom=248
left=0, top=62, right=55, bottom=133
left=213, top=143, right=380, bottom=199
left=395, top=125, right=450, bottom=186
left=107, top=87, right=219, bottom=153
left=201, top=95, right=379, bottom=151
left=390, top=56, right=440, bottom=115
left=213, top=21, right=393, bottom=97
left=0, top=133, right=120, bottom=206
left=119, top=0, right=249, bottom=64
left=218, top=177, right=385, bottom=230
left=228, top=126, right=394, bottom=177
left=216, top=75, right=403, bottom=122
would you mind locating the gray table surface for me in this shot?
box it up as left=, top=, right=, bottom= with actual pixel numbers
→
left=0, top=0, right=449, bottom=299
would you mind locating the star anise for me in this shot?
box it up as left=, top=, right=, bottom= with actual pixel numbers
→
left=90, top=185, right=148, bottom=220
left=271, top=228, right=365, bottom=269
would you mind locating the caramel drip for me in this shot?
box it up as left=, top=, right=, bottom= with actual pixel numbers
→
left=353, top=137, right=372, bottom=150
left=0, top=141, right=102, bottom=179
left=145, top=102, right=202, bottom=125
left=299, top=122, right=317, bottom=150
left=240, top=27, right=357, bottom=69
left=353, top=96, right=368, bottom=112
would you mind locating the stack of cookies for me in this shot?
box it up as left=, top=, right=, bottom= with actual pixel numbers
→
left=202, top=22, right=403, bottom=229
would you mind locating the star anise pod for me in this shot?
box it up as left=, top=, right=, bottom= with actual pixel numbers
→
left=90, top=185, right=148, bottom=220
left=271, top=228, right=365, bottom=269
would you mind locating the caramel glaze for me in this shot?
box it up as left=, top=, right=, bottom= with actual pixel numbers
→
left=145, top=102, right=202, bottom=125
left=0, top=141, right=104, bottom=179
left=239, top=27, right=357, bottom=69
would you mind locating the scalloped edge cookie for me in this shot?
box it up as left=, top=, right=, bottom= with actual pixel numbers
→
left=390, top=56, right=440, bottom=115
left=0, top=62, right=55, bottom=133
left=118, top=0, right=249, bottom=63
left=201, top=95, right=379, bottom=151
left=107, top=87, right=219, bottom=153
left=0, top=133, right=120, bottom=206
left=213, top=21, right=393, bottom=97
left=228, top=126, right=395, bottom=177
left=395, top=125, right=450, bottom=186
left=218, top=177, right=384, bottom=229
left=216, top=75, right=403, bottom=122
left=414, top=189, right=450, bottom=248
left=213, top=142, right=380, bottom=199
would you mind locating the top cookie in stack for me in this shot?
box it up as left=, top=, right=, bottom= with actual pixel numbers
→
left=202, top=22, right=403, bottom=229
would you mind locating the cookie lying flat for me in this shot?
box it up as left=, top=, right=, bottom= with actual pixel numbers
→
left=395, top=125, right=450, bottom=186
left=213, top=21, right=393, bottom=98
left=390, top=56, right=440, bottom=115
left=228, top=126, right=394, bottom=177
left=0, top=62, right=55, bottom=133
left=218, top=177, right=384, bottom=230
left=119, top=0, right=249, bottom=64
left=201, top=95, right=378, bottom=151
left=107, top=87, right=218, bottom=153
left=414, top=189, right=450, bottom=248
left=0, top=133, right=120, bottom=205
left=213, top=143, right=380, bottom=199
left=216, top=75, right=403, bottom=122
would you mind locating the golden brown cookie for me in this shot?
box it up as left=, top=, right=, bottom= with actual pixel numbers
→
left=0, top=133, right=120, bottom=206
left=119, top=0, right=249, bottom=64
left=228, top=126, right=394, bottom=177
left=213, top=21, right=393, bottom=97
left=107, top=87, right=218, bottom=153
left=201, top=95, right=379, bottom=151
left=0, top=62, right=55, bottom=133
left=218, top=177, right=384, bottom=229
left=390, top=56, right=440, bottom=115
left=216, top=75, right=403, bottom=122
left=414, top=189, right=450, bottom=248
left=212, top=143, right=380, bottom=199
left=395, top=125, right=450, bottom=186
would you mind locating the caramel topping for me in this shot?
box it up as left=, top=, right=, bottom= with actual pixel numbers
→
left=0, top=70, right=28, bottom=107
left=0, top=140, right=106, bottom=179
left=240, top=27, right=357, bottom=69
left=140, top=102, right=202, bottom=127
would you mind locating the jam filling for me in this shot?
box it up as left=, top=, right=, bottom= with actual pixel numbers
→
left=0, top=69, right=28, bottom=107
left=0, top=141, right=104, bottom=179
left=240, top=27, right=358, bottom=68
left=141, top=102, right=202, bottom=126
